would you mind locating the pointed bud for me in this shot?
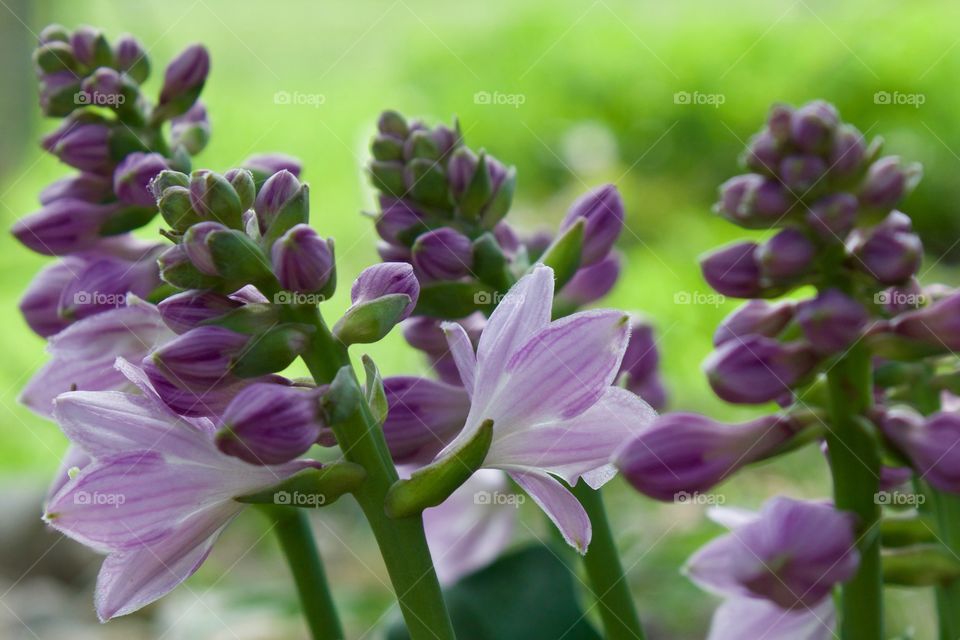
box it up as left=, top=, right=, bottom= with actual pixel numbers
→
left=33, top=41, right=79, bottom=74
left=715, top=174, right=792, bottom=228
left=57, top=254, right=161, bottom=322
left=40, top=172, right=112, bottom=205
left=70, top=25, right=112, bottom=67
left=616, top=413, right=801, bottom=500
left=254, top=169, right=303, bottom=231
left=146, top=325, right=249, bottom=388
left=892, top=291, right=960, bottom=352
left=42, top=121, right=111, bottom=173
left=796, top=289, right=868, bottom=354
left=790, top=100, right=839, bottom=152
left=156, top=44, right=209, bottom=119
left=335, top=263, right=420, bottom=344
left=170, top=101, right=210, bottom=155
left=766, top=103, right=793, bottom=143
left=403, top=158, right=449, bottom=208
left=182, top=221, right=228, bottom=275
left=79, top=67, right=125, bottom=106
left=705, top=335, right=818, bottom=404
left=806, top=192, right=859, bottom=241
left=375, top=197, right=424, bottom=246
left=158, top=289, right=243, bottom=334
left=757, top=227, right=816, bottom=283
left=113, top=152, right=168, bottom=207
left=412, top=228, right=473, bottom=281
left=271, top=224, right=335, bottom=294
left=224, top=168, right=256, bottom=212
left=557, top=253, right=622, bottom=308
left=714, top=300, right=795, bottom=347
left=38, top=24, right=70, bottom=45
left=829, top=124, right=866, bottom=176
left=560, top=184, right=624, bottom=266
left=742, top=131, right=781, bottom=174
left=12, top=199, right=117, bottom=255
left=860, top=156, right=922, bottom=210
left=700, top=241, right=762, bottom=298
left=38, top=71, right=81, bottom=117
left=448, top=147, right=479, bottom=199
left=851, top=212, right=922, bottom=285
left=779, top=154, right=827, bottom=192
left=189, top=170, right=243, bottom=228
left=157, top=244, right=219, bottom=290
left=157, top=185, right=201, bottom=232
left=114, top=34, right=150, bottom=83
left=881, top=408, right=960, bottom=494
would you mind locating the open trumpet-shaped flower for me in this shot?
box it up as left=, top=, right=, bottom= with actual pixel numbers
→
left=437, top=264, right=656, bottom=552
left=43, top=359, right=317, bottom=621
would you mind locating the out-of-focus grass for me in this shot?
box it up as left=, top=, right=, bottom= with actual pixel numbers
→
left=2, top=0, right=958, bottom=636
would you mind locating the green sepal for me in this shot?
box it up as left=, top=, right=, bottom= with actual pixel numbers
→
left=40, top=79, right=82, bottom=117
left=881, top=515, right=936, bottom=548
left=236, top=462, right=367, bottom=507
left=539, top=218, right=584, bottom=289
left=406, top=158, right=450, bottom=208
left=99, top=206, right=157, bottom=236
left=261, top=185, right=310, bottom=250
left=194, top=171, right=244, bottom=229
left=322, top=366, right=362, bottom=426
left=332, top=294, right=411, bottom=345
left=231, top=323, right=313, bottom=378
left=201, top=303, right=281, bottom=334
left=33, top=42, right=79, bottom=74
left=370, top=160, right=405, bottom=197
left=362, top=355, right=388, bottom=426
left=883, top=545, right=960, bottom=586
left=479, top=166, right=516, bottom=229
left=414, top=280, right=493, bottom=319
left=89, top=31, right=115, bottom=68
left=384, top=420, right=493, bottom=518
left=458, top=152, right=491, bottom=220
left=372, top=135, right=404, bottom=162
left=471, top=232, right=512, bottom=291
left=108, top=127, right=151, bottom=160
left=207, top=229, right=275, bottom=290
left=158, top=186, right=202, bottom=232
left=159, top=252, right=220, bottom=290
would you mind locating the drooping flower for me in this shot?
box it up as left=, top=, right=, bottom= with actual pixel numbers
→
left=878, top=407, right=960, bottom=493
left=43, top=360, right=316, bottom=621
left=435, top=264, right=657, bottom=552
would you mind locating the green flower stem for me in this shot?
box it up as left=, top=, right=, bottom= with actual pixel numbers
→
left=823, top=343, right=883, bottom=640
left=262, top=506, right=345, bottom=640
left=291, top=306, right=455, bottom=640
left=571, top=481, right=646, bottom=640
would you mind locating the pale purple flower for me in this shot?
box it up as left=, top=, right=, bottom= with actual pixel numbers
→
left=879, top=407, right=960, bottom=493
left=44, top=361, right=316, bottom=621
left=435, top=264, right=657, bottom=552
left=158, top=44, right=209, bottom=106
left=12, top=198, right=118, bottom=256
left=57, top=252, right=162, bottom=322
left=19, top=257, right=85, bottom=337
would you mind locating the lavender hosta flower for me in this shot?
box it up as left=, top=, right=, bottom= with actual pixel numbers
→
left=271, top=224, right=335, bottom=294
left=216, top=383, right=324, bottom=465
left=560, top=184, right=624, bottom=266
left=12, top=198, right=120, bottom=256
left=350, top=262, right=420, bottom=320
left=41, top=120, right=112, bottom=173
left=686, top=497, right=858, bottom=612
left=113, top=152, right=168, bottom=207
left=805, top=192, right=859, bottom=241
left=157, top=289, right=244, bottom=334
left=57, top=251, right=163, bottom=321
left=700, top=241, right=763, bottom=298
left=382, top=377, right=471, bottom=464
left=714, top=174, right=792, bottom=228
left=892, top=290, right=960, bottom=351
left=422, top=469, right=516, bottom=585
left=714, top=300, right=795, bottom=347
left=616, top=413, right=800, bottom=501
left=403, top=314, right=485, bottom=386
left=879, top=407, right=960, bottom=493
left=20, top=298, right=174, bottom=417
left=850, top=213, right=923, bottom=286
left=859, top=156, right=921, bottom=211
left=44, top=365, right=317, bottom=621
left=757, top=228, right=816, bottom=284
left=556, top=253, right=621, bottom=308
left=796, top=289, right=868, bottom=354
left=435, top=265, right=657, bottom=552
left=704, top=334, right=818, bottom=404
left=412, top=228, right=474, bottom=281
left=40, top=172, right=112, bottom=205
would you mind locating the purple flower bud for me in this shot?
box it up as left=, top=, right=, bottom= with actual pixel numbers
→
left=557, top=253, right=621, bottom=307
left=860, top=156, right=921, bottom=210
left=412, top=228, right=474, bottom=281
left=40, top=172, right=112, bottom=205
left=146, top=325, right=249, bottom=389
left=12, top=199, right=117, bottom=255
left=375, top=197, right=423, bottom=246
left=629, top=374, right=667, bottom=411
left=254, top=169, right=301, bottom=228
left=806, top=192, right=859, bottom=241
left=715, top=174, right=792, bottom=228
left=38, top=71, right=81, bottom=117
left=851, top=213, right=922, bottom=285
left=448, top=147, right=478, bottom=198
left=616, top=413, right=800, bottom=501
left=382, top=377, right=470, bottom=464
left=403, top=316, right=450, bottom=353
left=57, top=254, right=161, bottom=321
left=880, top=409, right=960, bottom=493
left=742, top=131, right=781, bottom=174
left=182, top=221, right=227, bottom=276
left=779, top=154, right=827, bottom=192
left=493, top=222, right=521, bottom=255
left=892, top=291, right=960, bottom=351
left=216, top=383, right=323, bottom=465
left=42, top=121, right=112, bottom=173
left=80, top=67, right=123, bottom=103
left=271, top=224, right=335, bottom=293
left=377, top=241, right=411, bottom=263
left=796, top=289, right=868, bottom=354
left=69, top=26, right=102, bottom=66
left=113, top=152, right=168, bottom=207
left=829, top=124, right=866, bottom=175
left=766, top=104, right=794, bottom=143
left=170, top=101, right=210, bottom=155
left=351, top=262, right=420, bottom=320
left=789, top=100, right=839, bottom=152
left=19, top=258, right=82, bottom=337
left=560, top=184, right=624, bottom=266
left=757, top=228, right=816, bottom=283
left=242, top=153, right=302, bottom=179
left=158, top=44, right=209, bottom=106
left=686, top=497, right=859, bottom=609
left=619, top=318, right=660, bottom=383
left=700, top=241, right=762, bottom=298
left=114, top=35, right=149, bottom=81
left=158, top=289, right=244, bottom=334
left=714, top=300, right=795, bottom=347
left=705, top=335, right=818, bottom=404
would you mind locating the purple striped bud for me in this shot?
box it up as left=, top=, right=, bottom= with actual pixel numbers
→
left=860, top=156, right=921, bottom=210
left=766, top=103, right=793, bottom=143
left=757, top=228, right=816, bottom=283
left=705, top=335, right=818, bottom=404
left=113, top=152, right=168, bottom=207
left=157, top=44, right=209, bottom=114
left=743, top=131, right=781, bottom=174
left=375, top=197, right=423, bottom=246
left=715, top=174, right=792, bottom=228
left=382, top=377, right=470, bottom=464
left=170, top=101, right=210, bottom=155
left=686, top=497, right=858, bottom=609
left=146, top=325, right=249, bottom=389
left=19, top=258, right=82, bottom=337
left=38, top=71, right=82, bottom=117
left=182, top=221, right=227, bottom=276
left=57, top=254, right=162, bottom=321
left=617, top=413, right=800, bottom=501
left=789, top=100, right=839, bottom=152
left=351, top=262, right=420, bottom=320
left=796, top=289, right=868, bottom=354
left=254, top=169, right=301, bottom=228
left=714, top=300, right=795, bottom=347
left=619, top=318, right=660, bottom=383
left=700, top=241, right=762, bottom=298
left=829, top=124, right=866, bottom=175
left=560, top=184, right=624, bottom=266
left=892, top=291, right=960, bottom=351
left=114, top=34, right=149, bottom=83
left=557, top=253, right=621, bottom=307
left=12, top=199, right=117, bottom=255
left=42, top=121, right=112, bottom=173
left=630, top=374, right=667, bottom=411
left=806, top=192, right=859, bottom=241
left=158, top=289, right=244, bottom=334
left=377, top=242, right=411, bottom=263
left=448, top=147, right=478, bottom=198
left=851, top=213, right=922, bottom=285
left=40, top=172, right=112, bottom=205
left=779, top=154, right=827, bottom=192
left=271, top=224, right=335, bottom=294
left=880, top=408, right=960, bottom=494
left=412, top=228, right=473, bottom=281
left=216, top=383, right=323, bottom=465
left=80, top=67, right=124, bottom=104
left=70, top=26, right=108, bottom=67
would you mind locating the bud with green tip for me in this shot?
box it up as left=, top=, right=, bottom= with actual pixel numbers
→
left=114, top=34, right=150, bottom=83
left=271, top=224, right=336, bottom=295
left=154, top=44, right=209, bottom=121
left=334, top=263, right=419, bottom=344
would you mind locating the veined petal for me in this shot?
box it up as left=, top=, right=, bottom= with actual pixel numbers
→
left=47, top=298, right=171, bottom=360
left=707, top=596, right=836, bottom=640
left=22, top=357, right=130, bottom=418
left=45, top=444, right=92, bottom=506
left=487, top=387, right=655, bottom=486
left=95, top=504, right=240, bottom=621
left=509, top=470, right=591, bottom=553
left=441, top=322, right=477, bottom=397
left=684, top=531, right=751, bottom=599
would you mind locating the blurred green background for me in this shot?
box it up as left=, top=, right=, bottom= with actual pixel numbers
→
left=2, top=0, right=958, bottom=637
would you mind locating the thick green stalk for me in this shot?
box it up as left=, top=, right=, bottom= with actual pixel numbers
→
left=571, top=481, right=646, bottom=640
left=824, top=344, right=883, bottom=639
left=263, top=506, right=345, bottom=640
left=292, top=306, right=455, bottom=640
